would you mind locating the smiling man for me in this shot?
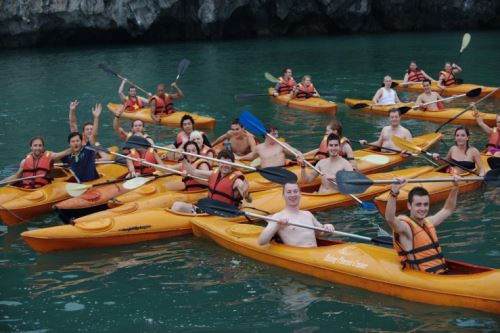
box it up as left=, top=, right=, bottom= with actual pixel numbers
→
left=384, top=175, right=461, bottom=275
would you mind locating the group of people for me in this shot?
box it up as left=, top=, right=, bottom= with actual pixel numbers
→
left=271, top=68, right=320, bottom=99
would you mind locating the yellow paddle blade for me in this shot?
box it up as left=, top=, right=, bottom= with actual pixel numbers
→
left=65, top=183, right=92, bottom=197
left=264, top=72, right=279, bottom=83
left=460, top=33, right=471, bottom=53
left=250, top=158, right=261, bottom=168
left=392, top=136, right=422, bottom=154
left=356, top=155, right=390, bottom=165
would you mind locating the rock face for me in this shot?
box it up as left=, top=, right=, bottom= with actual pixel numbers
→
left=1, top=0, right=499, bottom=48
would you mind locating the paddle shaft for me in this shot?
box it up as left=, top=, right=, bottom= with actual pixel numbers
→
left=0, top=175, right=43, bottom=186
left=352, top=177, right=485, bottom=185
left=98, top=65, right=150, bottom=96
left=54, top=160, right=115, bottom=167
left=417, top=148, right=479, bottom=176
left=435, top=86, right=500, bottom=133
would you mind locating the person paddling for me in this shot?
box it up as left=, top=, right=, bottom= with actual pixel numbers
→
left=252, top=125, right=299, bottom=168
left=403, top=61, right=435, bottom=83
left=372, top=76, right=401, bottom=105
left=472, top=104, right=500, bottom=157
left=359, top=109, right=412, bottom=152
left=150, top=83, right=184, bottom=123
left=385, top=175, right=462, bottom=274
left=62, top=132, right=99, bottom=182
left=438, top=62, right=462, bottom=89
left=258, top=182, right=335, bottom=248
left=415, top=79, right=445, bottom=111
left=212, top=119, right=257, bottom=161
left=113, top=117, right=153, bottom=144
left=272, top=68, right=296, bottom=97
left=293, top=75, right=319, bottom=99
left=1, top=137, right=70, bottom=188
left=118, top=78, right=151, bottom=112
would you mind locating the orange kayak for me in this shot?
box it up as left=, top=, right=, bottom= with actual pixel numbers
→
left=392, top=79, right=500, bottom=99
left=191, top=219, right=500, bottom=314
left=345, top=98, right=498, bottom=127
left=267, top=88, right=337, bottom=114
left=107, top=103, right=216, bottom=129
left=21, top=166, right=432, bottom=252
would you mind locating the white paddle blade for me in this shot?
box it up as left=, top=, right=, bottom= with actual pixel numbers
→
left=357, top=155, right=390, bottom=165
left=460, top=33, right=471, bottom=53
left=250, top=158, right=262, bottom=168
left=65, top=183, right=92, bottom=197
left=122, top=177, right=151, bottom=190
left=264, top=72, right=279, bottom=83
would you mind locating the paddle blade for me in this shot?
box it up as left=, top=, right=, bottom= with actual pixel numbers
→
left=487, top=157, right=500, bottom=170
left=398, top=106, right=412, bottom=114
left=466, top=87, right=482, bottom=97
left=390, top=82, right=399, bottom=88
left=336, top=171, right=373, bottom=194
left=360, top=201, right=377, bottom=210
left=196, top=198, right=243, bottom=218
left=351, top=103, right=369, bottom=110
left=258, top=167, right=298, bottom=184
left=122, top=177, right=151, bottom=190
left=66, top=183, right=92, bottom=197
left=97, top=64, right=118, bottom=77
left=358, top=155, right=390, bottom=165
left=484, top=168, right=500, bottom=187
left=392, top=136, right=422, bottom=155
left=177, top=58, right=190, bottom=79
left=264, top=72, right=279, bottom=83
left=460, top=33, right=471, bottom=53
left=123, top=135, right=152, bottom=150
left=240, top=110, right=267, bottom=136
left=250, top=158, right=261, bottom=168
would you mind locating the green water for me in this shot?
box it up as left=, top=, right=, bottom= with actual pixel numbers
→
left=1, top=31, right=500, bottom=332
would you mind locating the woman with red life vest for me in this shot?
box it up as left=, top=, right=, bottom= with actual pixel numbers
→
left=118, top=78, right=151, bottom=112
left=171, top=150, right=251, bottom=213
left=272, top=68, right=296, bottom=97
left=403, top=61, right=435, bottom=83
left=473, top=104, right=500, bottom=157
left=438, top=62, right=462, bottom=89
left=293, top=75, right=319, bottom=99
left=150, top=83, right=184, bottom=123
left=190, top=131, right=215, bottom=161
left=126, top=145, right=163, bottom=178
left=385, top=176, right=462, bottom=275
left=1, top=137, right=71, bottom=188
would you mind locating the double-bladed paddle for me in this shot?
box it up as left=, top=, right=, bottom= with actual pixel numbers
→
left=124, top=136, right=298, bottom=185
left=0, top=168, right=62, bottom=186
left=239, top=110, right=376, bottom=210
left=97, top=64, right=151, bottom=96
left=196, top=198, right=393, bottom=246
left=65, top=173, right=154, bottom=197
left=487, top=157, right=500, bottom=170
left=397, top=88, right=482, bottom=114
left=336, top=169, right=500, bottom=194
left=391, top=78, right=465, bottom=89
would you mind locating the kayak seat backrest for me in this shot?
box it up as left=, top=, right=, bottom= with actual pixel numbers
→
left=317, top=238, right=345, bottom=247
left=445, top=259, right=493, bottom=275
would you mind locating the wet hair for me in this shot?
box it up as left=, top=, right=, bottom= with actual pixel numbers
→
left=422, top=79, right=432, bottom=85
left=282, top=68, right=292, bottom=75
left=29, top=136, right=45, bottom=147
left=282, top=181, right=299, bottom=194
left=67, top=132, right=82, bottom=143
left=389, top=108, right=401, bottom=116
left=231, top=118, right=242, bottom=127
left=183, top=140, right=200, bottom=155
left=217, top=149, right=235, bottom=162
left=327, top=120, right=343, bottom=138
left=327, top=133, right=340, bottom=145
left=82, top=121, right=93, bottom=131
left=181, top=114, right=195, bottom=128
left=408, top=187, right=429, bottom=204
left=454, top=126, right=470, bottom=152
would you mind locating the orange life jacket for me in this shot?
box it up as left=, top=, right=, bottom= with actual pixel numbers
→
left=315, top=136, right=351, bottom=160
left=277, top=77, right=296, bottom=95
left=201, top=145, right=215, bottom=158
left=439, top=71, right=456, bottom=87
left=128, top=148, right=156, bottom=175
left=182, top=159, right=210, bottom=191
left=207, top=169, right=245, bottom=205
left=295, top=83, right=316, bottom=99
left=407, top=69, right=425, bottom=82
left=151, top=94, right=174, bottom=115
left=394, top=216, right=447, bottom=274
left=21, top=152, right=53, bottom=188
left=487, top=127, right=500, bottom=149
left=124, top=96, right=144, bottom=112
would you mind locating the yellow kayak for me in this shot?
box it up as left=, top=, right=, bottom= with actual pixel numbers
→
left=267, top=88, right=337, bottom=114
left=392, top=79, right=500, bottom=99
left=191, top=219, right=500, bottom=314
left=107, top=103, right=216, bottom=129
left=0, top=164, right=128, bottom=226
left=21, top=166, right=431, bottom=252
left=345, top=98, right=498, bottom=127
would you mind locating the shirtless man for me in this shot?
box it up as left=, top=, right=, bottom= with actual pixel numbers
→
left=253, top=126, right=299, bottom=168
left=359, top=109, right=412, bottom=152
left=372, top=76, right=401, bottom=105
left=212, top=119, right=257, bottom=160
left=258, top=182, right=335, bottom=248
left=299, top=134, right=353, bottom=193
left=415, top=79, right=444, bottom=111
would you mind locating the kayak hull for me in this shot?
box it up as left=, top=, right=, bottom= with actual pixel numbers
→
left=191, top=219, right=500, bottom=314
left=107, top=103, right=216, bottom=129
left=267, top=88, right=337, bottom=114
left=21, top=166, right=432, bottom=252
left=345, top=98, right=498, bottom=126
left=392, top=80, right=500, bottom=99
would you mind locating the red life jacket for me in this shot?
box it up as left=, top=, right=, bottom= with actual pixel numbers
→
left=128, top=148, right=156, bottom=175
left=439, top=71, right=456, bottom=87
left=207, top=169, right=245, bottom=205
left=315, top=136, right=351, bottom=160
left=21, top=152, right=53, bottom=188
left=394, top=216, right=447, bottom=274
left=182, top=159, right=210, bottom=191
left=176, top=132, right=190, bottom=147
left=487, top=127, right=500, bottom=150
left=277, top=77, right=296, bottom=95
left=295, top=83, right=316, bottom=99
left=151, top=94, right=174, bottom=115
left=124, top=96, right=144, bottom=112
left=407, top=69, right=425, bottom=82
